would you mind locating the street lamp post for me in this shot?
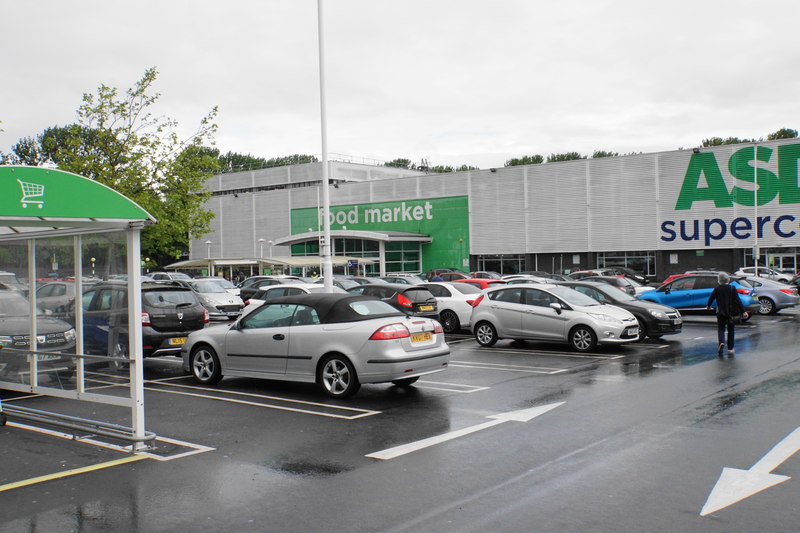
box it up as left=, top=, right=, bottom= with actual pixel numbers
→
left=258, top=238, right=265, bottom=258
left=205, top=240, right=212, bottom=259
left=268, top=240, right=273, bottom=257
left=90, top=257, right=96, bottom=277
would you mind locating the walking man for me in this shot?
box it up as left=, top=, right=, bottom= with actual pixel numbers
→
left=707, top=272, right=747, bottom=355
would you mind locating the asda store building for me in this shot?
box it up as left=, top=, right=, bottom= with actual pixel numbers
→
left=190, top=138, right=800, bottom=281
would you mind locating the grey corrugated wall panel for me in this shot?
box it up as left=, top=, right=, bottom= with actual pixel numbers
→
left=470, top=168, right=527, bottom=254
left=525, top=163, right=589, bottom=253
left=588, top=155, right=658, bottom=251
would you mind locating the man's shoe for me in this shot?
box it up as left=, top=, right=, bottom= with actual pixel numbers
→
left=718, top=343, right=725, bottom=356
left=727, top=349, right=735, bottom=355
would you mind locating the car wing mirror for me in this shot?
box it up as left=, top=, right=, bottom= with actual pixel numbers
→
left=549, top=302, right=563, bottom=315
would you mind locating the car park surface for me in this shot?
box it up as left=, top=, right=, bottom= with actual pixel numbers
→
left=3, top=308, right=800, bottom=532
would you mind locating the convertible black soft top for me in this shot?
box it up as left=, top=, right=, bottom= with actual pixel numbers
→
left=264, top=293, right=404, bottom=324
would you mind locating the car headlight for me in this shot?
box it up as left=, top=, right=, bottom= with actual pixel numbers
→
left=64, top=329, right=77, bottom=342
left=588, top=312, right=622, bottom=324
left=648, top=308, right=666, bottom=319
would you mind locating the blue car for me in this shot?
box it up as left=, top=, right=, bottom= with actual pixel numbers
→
left=637, top=273, right=758, bottom=317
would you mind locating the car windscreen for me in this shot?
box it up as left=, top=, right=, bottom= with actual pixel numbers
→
left=189, top=281, right=227, bottom=294
left=348, top=300, right=404, bottom=316
left=143, top=290, right=198, bottom=308
left=733, top=278, right=753, bottom=289
left=549, top=286, right=602, bottom=307
left=402, top=288, right=436, bottom=302
left=449, top=283, right=481, bottom=295
left=0, top=294, right=32, bottom=316
left=308, top=286, right=347, bottom=293
left=595, top=286, right=636, bottom=302
left=208, top=278, right=235, bottom=289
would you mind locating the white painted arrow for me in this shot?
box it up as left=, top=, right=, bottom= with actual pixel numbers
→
left=366, top=402, right=564, bottom=460
left=701, top=426, right=800, bottom=516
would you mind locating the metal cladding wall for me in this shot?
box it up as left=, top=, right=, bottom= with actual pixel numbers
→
left=465, top=138, right=800, bottom=255
left=192, top=139, right=800, bottom=261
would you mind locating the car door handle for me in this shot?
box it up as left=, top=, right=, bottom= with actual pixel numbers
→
left=273, top=334, right=285, bottom=341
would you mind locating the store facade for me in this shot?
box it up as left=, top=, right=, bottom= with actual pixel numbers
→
left=191, top=138, right=800, bottom=281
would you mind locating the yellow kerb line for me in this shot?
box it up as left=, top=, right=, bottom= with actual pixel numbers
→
left=0, top=454, right=146, bottom=493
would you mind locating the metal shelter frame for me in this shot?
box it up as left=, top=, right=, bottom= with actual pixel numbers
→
left=0, top=166, right=156, bottom=449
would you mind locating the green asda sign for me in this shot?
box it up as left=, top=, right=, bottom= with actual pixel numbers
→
left=291, top=196, right=469, bottom=272
left=0, top=166, right=152, bottom=221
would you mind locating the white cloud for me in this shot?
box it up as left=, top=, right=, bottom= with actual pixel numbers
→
left=2, top=0, right=798, bottom=170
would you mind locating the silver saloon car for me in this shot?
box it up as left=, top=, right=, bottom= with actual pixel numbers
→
left=181, top=293, right=450, bottom=398
left=470, top=284, right=640, bottom=352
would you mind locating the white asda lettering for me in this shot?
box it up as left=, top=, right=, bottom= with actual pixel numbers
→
left=322, top=201, right=434, bottom=226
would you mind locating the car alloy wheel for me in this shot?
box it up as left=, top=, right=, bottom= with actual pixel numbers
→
left=191, top=346, right=223, bottom=385
left=758, top=297, right=775, bottom=315
left=439, top=310, right=460, bottom=334
left=319, top=355, right=360, bottom=398
left=474, top=321, right=498, bottom=347
left=570, top=326, right=597, bottom=352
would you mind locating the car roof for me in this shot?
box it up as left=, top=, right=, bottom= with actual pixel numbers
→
left=262, top=293, right=403, bottom=323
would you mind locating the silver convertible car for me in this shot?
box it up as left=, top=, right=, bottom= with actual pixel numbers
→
left=181, top=293, right=450, bottom=398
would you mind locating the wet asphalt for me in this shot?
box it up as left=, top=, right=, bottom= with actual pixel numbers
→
left=1, top=311, right=800, bottom=532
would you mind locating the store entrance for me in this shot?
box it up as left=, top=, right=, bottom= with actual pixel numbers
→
left=767, top=253, right=797, bottom=274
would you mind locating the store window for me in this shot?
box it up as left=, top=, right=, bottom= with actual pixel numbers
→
left=597, top=251, right=656, bottom=277
left=476, top=255, right=525, bottom=275
left=385, top=241, right=422, bottom=273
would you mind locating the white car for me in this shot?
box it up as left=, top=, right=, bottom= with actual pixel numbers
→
left=470, top=284, right=640, bottom=352
left=241, top=283, right=346, bottom=316
left=419, top=281, right=483, bottom=334
left=177, top=279, right=245, bottom=320
left=734, top=267, right=792, bottom=283
left=181, top=293, right=450, bottom=398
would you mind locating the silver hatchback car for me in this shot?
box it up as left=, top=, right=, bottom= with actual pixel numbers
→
left=470, top=284, right=640, bottom=352
left=182, top=293, right=450, bottom=397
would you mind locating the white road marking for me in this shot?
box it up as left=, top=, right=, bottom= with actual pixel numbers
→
left=145, top=381, right=380, bottom=419
left=466, top=346, right=624, bottom=359
left=366, top=402, right=564, bottom=460
left=416, top=380, right=490, bottom=393
left=701, top=426, right=800, bottom=516
left=449, top=360, right=567, bottom=374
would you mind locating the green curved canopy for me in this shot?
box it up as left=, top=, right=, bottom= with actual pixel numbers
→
left=0, top=166, right=155, bottom=234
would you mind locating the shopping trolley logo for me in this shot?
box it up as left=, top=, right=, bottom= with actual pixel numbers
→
left=17, top=178, right=45, bottom=208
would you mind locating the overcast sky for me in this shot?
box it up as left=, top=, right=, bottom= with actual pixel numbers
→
left=2, top=0, right=798, bottom=170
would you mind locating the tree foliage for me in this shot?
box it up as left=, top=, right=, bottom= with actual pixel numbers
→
left=547, top=152, right=586, bottom=162
left=211, top=151, right=318, bottom=173
left=767, top=128, right=798, bottom=140
left=505, top=154, right=544, bottom=167
left=592, top=150, right=619, bottom=158
left=6, top=68, right=219, bottom=262
left=385, top=158, right=413, bottom=169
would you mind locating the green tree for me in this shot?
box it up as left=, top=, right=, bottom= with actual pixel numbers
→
left=592, top=150, right=619, bottom=158
left=505, top=154, right=544, bottom=166
left=701, top=136, right=754, bottom=147
left=6, top=68, right=219, bottom=262
left=547, top=152, right=586, bottom=162
left=385, top=158, right=414, bottom=169
left=767, top=128, right=798, bottom=140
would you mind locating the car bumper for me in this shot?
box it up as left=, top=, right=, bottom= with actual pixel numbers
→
left=360, top=346, right=450, bottom=383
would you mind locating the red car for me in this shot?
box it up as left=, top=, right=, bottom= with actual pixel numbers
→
left=451, top=278, right=507, bottom=290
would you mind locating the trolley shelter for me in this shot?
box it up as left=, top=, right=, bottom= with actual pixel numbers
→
left=0, top=166, right=156, bottom=447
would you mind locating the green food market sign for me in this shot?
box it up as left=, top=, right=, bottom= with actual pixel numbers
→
left=291, top=196, right=469, bottom=272
left=0, top=166, right=153, bottom=222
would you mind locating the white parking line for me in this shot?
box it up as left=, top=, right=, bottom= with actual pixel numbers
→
left=144, top=381, right=381, bottom=420
left=467, top=346, right=625, bottom=359
left=415, top=380, right=490, bottom=393
left=449, top=360, right=567, bottom=374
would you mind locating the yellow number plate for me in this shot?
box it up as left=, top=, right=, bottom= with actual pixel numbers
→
left=419, top=305, right=434, bottom=311
left=169, top=337, right=187, bottom=346
left=411, top=332, right=433, bottom=342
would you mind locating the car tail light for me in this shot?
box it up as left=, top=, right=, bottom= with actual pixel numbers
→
left=780, top=288, right=794, bottom=295
left=370, top=323, right=411, bottom=340
left=204, top=310, right=209, bottom=323
left=736, top=288, right=751, bottom=295
left=397, top=293, right=413, bottom=308
left=471, top=294, right=485, bottom=307
left=433, top=322, right=443, bottom=334
left=466, top=299, right=475, bottom=306
left=141, top=312, right=151, bottom=326
left=244, top=300, right=250, bottom=305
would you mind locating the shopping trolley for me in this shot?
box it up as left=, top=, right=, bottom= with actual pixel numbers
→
left=17, top=178, right=45, bottom=208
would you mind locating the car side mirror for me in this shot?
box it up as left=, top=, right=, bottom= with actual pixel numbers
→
left=549, top=302, right=563, bottom=315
